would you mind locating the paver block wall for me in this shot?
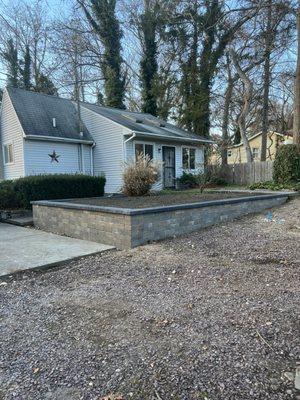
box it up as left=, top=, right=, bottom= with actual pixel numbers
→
left=130, top=196, right=287, bottom=247
left=33, top=196, right=288, bottom=249
left=33, top=205, right=132, bottom=249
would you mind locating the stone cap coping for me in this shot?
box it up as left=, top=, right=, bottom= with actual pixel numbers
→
left=31, top=192, right=292, bottom=216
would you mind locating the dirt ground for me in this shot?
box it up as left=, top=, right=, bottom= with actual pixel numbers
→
left=0, top=198, right=299, bottom=400
left=70, top=190, right=267, bottom=209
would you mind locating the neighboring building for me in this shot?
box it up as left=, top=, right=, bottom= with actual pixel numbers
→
left=227, top=131, right=292, bottom=164
left=209, top=131, right=293, bottom=165
left=0, top=87, right=212, bottom=193
left=208, top=134, right=222, bottom=165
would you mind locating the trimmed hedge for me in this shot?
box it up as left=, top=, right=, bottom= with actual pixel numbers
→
left=273, top=144, right=300, bottom=184
left=0, top=174, right=106, bottom=210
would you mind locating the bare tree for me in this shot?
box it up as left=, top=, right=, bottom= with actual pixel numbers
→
left=229, top=48, right=253, bottom=163
left=293, top=0, right=300, bottom=147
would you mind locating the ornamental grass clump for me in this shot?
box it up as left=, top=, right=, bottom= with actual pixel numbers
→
left=122, top=153, right=160, bottom=196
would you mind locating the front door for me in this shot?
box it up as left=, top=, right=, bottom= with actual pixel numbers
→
left=163, top=146, right=176, bottom=188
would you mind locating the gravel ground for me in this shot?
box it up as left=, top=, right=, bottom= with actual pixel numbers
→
left=70, top=190, right=264, bottom=209
left=0, top=198, right=299, bottom=400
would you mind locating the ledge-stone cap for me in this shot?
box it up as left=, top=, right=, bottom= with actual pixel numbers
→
left=31, top=193, right=292, bottom=216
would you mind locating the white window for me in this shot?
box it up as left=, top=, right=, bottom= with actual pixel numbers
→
left=3, top=143, right=14, bottom=164
left=182, top=147, right=196, bottom=170
left=252, top=147, right=259, bottom=159
left=227, top=149, right=232, bottom=157
left=135, top=143, right=153, bottom=160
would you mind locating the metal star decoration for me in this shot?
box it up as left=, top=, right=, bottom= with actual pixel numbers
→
left=49, top=150, right=60, bottom=163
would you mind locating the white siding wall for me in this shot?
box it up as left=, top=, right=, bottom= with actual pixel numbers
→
left=81, top=107, right=126, bottom=193
left=0, top=91, right=24, bottom=179
left=24, top=140, right=91, bottom=176
left=126, top=140, right=205, bottom=190
left=83, top=145, right=92, bottom=175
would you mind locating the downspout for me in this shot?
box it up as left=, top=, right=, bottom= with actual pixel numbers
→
left=90, top=142, right=95, bottom=176
left=80, top=143, right=85, bottom=173
left=123, top=132, right=136, bottom=161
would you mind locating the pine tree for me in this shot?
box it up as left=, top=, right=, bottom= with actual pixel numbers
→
left=3, top=39, right=19, bottom=88
left=78, top=0, right=125, bottom=109
left=20, top=45, right=31, bottom=90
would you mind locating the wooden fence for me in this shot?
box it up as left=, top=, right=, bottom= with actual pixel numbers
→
left=217, top=161, right=274, bottom=185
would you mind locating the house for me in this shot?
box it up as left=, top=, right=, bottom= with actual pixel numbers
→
left=0, top=87, right=212, bottom=193
left=209, top=131, right=293, bottom=165
left=227, top=131, right=293, bottom=164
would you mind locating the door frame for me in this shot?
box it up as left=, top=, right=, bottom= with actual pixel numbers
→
left=162, top=145, right=176, bottom=189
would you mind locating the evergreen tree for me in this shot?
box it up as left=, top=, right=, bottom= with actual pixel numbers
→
left=139, top=0, right=159, bottom=116
left=78, top=0, right=125, bottom=109
left=96, top=90, right=104, bottom=105
left=35, top=73, right=58, bottom=96
left=3, top=39, right=19, bottom=87
left=20, top=45, right=31, bottom=90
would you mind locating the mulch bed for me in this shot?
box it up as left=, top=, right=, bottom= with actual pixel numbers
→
left=69, top=190, right=265, bottom=209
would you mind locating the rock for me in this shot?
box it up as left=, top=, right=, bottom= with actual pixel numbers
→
left=295, top=367, right=300, bottom=390
left=284, top=372, right=295, bottom=382
left=45, top=388, right=81, bottom=400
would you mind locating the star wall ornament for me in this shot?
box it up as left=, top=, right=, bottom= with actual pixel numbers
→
left=49, top=150, right=60, bottom=163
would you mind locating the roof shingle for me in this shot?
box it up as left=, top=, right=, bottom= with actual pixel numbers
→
left=6, top=87, right=212, bottom=144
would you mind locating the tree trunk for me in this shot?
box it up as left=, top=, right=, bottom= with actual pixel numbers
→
left=261, top=0, right=272, bottom=161
left=293, top=0, right=300, bottom=148
left=221, top=75, right=233, bottom=165
left=196, top=72, right=211, bottom=137
left=229, top=48, right=253, bottom=163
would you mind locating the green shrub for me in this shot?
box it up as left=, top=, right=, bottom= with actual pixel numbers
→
left=0, top=174, right=106, bottom=210
left=273, top=144, right=300, bottom=184
left=248, top=181, right=300, bottom=191
left=178, top=172, right=199, bottom=188
left=178, top=171, right=228, bottom=189
left=0, top=180, right=21, bottom=209
left=208, top=176, right=228, bottom=186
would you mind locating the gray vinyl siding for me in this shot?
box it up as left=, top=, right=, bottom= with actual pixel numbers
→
left=23, top=140, right=92, bottom=176
left=0, top=90, right=24, bottom=179
left=81, top=106, right=126, bottom=193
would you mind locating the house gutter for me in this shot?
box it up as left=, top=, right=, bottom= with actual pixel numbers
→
left=90, top=142, right=95, bottom=176
left=123, top=132, right=136, bottom=160
left=130, top=131, right=214, bottom=144
left=24, top=134, right=94, bottom=145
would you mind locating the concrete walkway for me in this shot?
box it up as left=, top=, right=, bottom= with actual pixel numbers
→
left=0, top=223, right=114, bottom=277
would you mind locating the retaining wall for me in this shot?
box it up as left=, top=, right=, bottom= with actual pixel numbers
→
left=32, top=194, right=289, bottom=249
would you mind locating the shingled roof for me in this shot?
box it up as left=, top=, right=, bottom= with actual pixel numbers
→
left=6, top=87, right=93, bottom=143
left=6, top=88, right=213, bottom=144
left=82, top=103, right=212, bottom=143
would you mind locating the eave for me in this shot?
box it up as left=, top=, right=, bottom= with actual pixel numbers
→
left=126, top=131, right=214, bottom=144
left=23, top=134, right=94, bottom=145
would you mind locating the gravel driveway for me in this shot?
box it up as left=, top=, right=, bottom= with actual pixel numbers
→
left=0, top=198, right=299, bottom=400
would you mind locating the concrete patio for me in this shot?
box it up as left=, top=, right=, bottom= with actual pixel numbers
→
left=0, top=223, right=114, bottom=277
